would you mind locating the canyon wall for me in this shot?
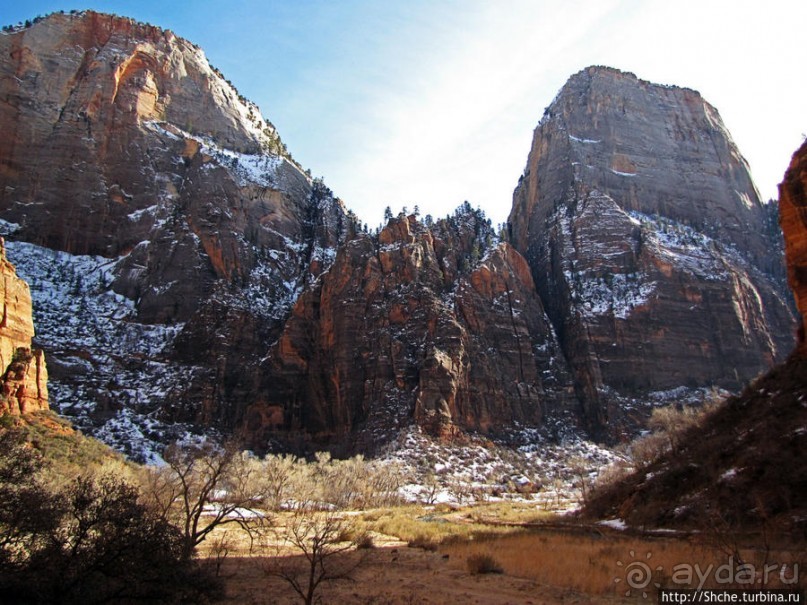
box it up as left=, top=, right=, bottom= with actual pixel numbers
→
left=779, top=140, right=807, bottom=353
left=509, top=66, right=794, bottom=436
left=0, top=16, right=794, bottom=454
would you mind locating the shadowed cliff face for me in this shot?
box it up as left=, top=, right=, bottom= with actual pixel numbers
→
left=0, top=12, right=356, bottom=456
left=582, top=142, right=807, bottom=533
left=509, top=66, right=795, bottom=437
left=779, top=140, right=807, bottom=354
left=249, top=212, right=577, bottom=451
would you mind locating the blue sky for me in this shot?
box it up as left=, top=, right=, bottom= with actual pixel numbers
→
left=4, top=1, right=806, bottom=227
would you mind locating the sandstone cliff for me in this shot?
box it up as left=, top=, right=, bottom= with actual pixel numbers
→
left=249, top=209, right=576, bottom=451
left=0, top=14, right=795, bottom=456
left=583, top=141, right=807, bottom=532
left=508, top=67, right=795, bottom=437
left=0, top=238, right=48, bottom=415
left=0, top=12, right=355, bottom=457
left=779, top=140, right=807, bottom=353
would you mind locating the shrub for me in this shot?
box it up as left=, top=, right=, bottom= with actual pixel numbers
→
left=353, top=531, right=375, bottom=550
left=0, top=429, right=220, bottom=604
left=466, top=553, right=503, bottom=575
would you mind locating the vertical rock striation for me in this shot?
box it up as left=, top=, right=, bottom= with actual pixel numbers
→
left=0, top=238, right=48, bottom=414
left=509, top=66, right=795, bottom=437
left=248, top=211, right=576, bottom=451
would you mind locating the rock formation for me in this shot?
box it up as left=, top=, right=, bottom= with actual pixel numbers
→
left=509, top=66, right=795, bottom=437
left=249, top=209, right=576, bottom=451
left=0, top=11, right=355, bottom=457
left=0, top=237, right=48, bottom=414
left=0, top=14, right=795, bottom=455
left=583, top=141, right=807, bottom=533
left=779, top=140, right=807, bottom=353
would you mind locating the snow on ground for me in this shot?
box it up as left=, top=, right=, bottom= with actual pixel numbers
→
left=379, top=425, right=618, bottom=512
left=3, top=238, right=201, bottom=462
left=629, top=211, right=735, bottom=281
left=597, top=518, right=627, bottom=530
left=565, top=206, right=753, bottom=320
left=144, top=120, right=290, bottom=189
left=579, top=272, right=656, bottom=319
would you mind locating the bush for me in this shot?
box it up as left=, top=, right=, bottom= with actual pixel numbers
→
left=353, top=531, right=375, bottom=549
left=466, top=553, right=503, bottom=575
left=0, top=429, right=220, bottom=604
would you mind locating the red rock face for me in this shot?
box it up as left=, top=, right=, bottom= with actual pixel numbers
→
left=0, top=238, right=48, bottom=414
left=0, top=12, right=355, bottom=449
left=779, top=140, right=807, bottom=354
left=248, top=213, right=577, bottom=451
left=0, top=15, right=794, bottom=454
left=509, top=67, right=795, bottom=437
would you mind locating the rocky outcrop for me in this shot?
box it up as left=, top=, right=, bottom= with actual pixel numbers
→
left=779, top=140, right=807, bottom=354
left=509, top=67, right=795, bottom=437
left=0, top=238, right=48, bottom=414
left=0, top=12, right=355, bottom=455
left=247, top=210, right=577, bottom=451
left=584, top=141, right=807, bottom=532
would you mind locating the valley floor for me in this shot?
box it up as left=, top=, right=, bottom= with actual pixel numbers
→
left=198, top=506, right=803, bottom=604
left=214, top=543, right=616, bottom=605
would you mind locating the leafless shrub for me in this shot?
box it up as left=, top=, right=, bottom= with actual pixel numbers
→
left=630, top=431, right=670, bottom=468
left=0, top=430, right=217, bottom=604
left=466, top=553, right=503, bottom=574
left=258, top=453, right=301, bottom=511
left=592, top=458, right=634, bottom=491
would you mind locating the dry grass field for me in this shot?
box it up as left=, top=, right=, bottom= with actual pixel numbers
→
left=196, top=505, right=803, bottom=604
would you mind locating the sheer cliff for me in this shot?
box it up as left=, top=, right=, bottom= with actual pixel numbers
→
left=583, top=141, right=807, bottom=533
left=0, top=14, right=795, bottom=456
left=509, top=66, right=795, bottom=437
left=251, top=210, right=576, bottom=452
left=779, top=140, right=807, bottom=353
left=0, top=12, right=356, bottom=458
left=0, top=238, right=48, bottom=415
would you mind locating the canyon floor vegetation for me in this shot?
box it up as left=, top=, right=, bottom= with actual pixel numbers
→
left=0, top=402, right=802, bottom=604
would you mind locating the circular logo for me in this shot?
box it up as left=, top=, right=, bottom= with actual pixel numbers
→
left=614, top=550, right=662, bottom=598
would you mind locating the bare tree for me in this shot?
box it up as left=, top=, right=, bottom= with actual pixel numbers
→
left=0, top=430, right=214, bottom=604
left=140, top=441, right=269, bottom=557
left=419, top=473, right=441, bottom=505
left=267, top=505, right=365, bottom=605
left=260, top=453, right=300, bottom=511
left=569, top=456, right=594, bottom=504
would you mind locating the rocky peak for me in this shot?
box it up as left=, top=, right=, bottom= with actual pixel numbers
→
left=508, top=66, right=795, bottom=437
left=512, top=66, right=768, bottom=261
left=0, top=10, right=303, bottom=258
left=0, top=11, right=355, bottom=457
left=0, top=237, right=48, bottom=415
